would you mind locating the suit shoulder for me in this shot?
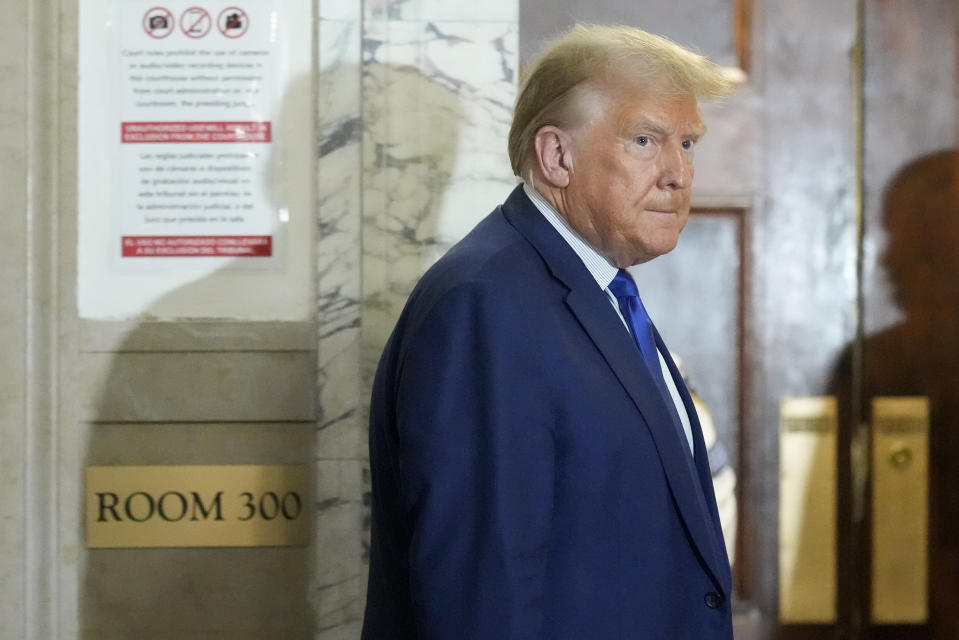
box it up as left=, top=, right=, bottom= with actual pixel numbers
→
left=385, top=206, right=561, bottom=366
left=412, top=207, right=549, bottom=303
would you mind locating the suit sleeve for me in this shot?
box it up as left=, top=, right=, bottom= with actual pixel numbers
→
left=393, top=279, right=555, bottom=639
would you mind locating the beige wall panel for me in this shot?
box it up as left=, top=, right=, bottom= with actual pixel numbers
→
left=84, top=423, right=315, bottom=466
left=57, top=0, right=82, bottom=634
left=80, top=352, right=316, bottom=422
left=0, top=0, right=28, bottom=635
left=83, top=546, right=314, bottom=640
left=81, top=423, right=315, bottom=639
left=81, top=320, right=316, bottom=353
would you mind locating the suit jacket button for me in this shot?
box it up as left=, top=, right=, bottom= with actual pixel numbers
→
left=704, top=591, right=723, bottom=609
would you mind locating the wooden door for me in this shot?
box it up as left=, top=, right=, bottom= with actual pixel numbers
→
left=782, top=1, right=957, bottom=638
left=842, top=2, right=957, bottom=637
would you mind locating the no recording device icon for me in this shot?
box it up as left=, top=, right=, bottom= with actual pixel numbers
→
left=217, top=7, right=249, bottom=38
left=181, top=7, right=212, bottom=39
left=142, top=6, right=250, bottom=39
left=143, top=7, right=174, bottom=39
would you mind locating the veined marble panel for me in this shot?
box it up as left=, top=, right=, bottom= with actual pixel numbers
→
left=315, top=6, right=368, bottom=639
left=312, top=459, right=367, bottom=636
left=317, top=13, right=366, bottom=461
left=362, top=19, right=518, bottom=373
left=313, top=3, right=517, bottom=637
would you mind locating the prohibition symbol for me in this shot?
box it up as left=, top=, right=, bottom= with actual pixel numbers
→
left=217, top=7, right=249, bottom=38
left=181, top=7, right=211, bottom=39
left=143, top=7, right=174, bottom=39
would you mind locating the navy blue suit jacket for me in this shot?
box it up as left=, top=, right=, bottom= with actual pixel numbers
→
left=363, top=186, right=732, bottom=639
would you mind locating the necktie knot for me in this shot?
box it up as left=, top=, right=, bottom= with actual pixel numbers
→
left=608, top=269, right=659, bottom=375
left=609, top=269, right=639, bottom=301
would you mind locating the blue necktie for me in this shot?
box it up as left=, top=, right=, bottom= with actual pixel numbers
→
left=610, top=270, right=696, bottom=458
left=608, top=269, right=662, bottom=379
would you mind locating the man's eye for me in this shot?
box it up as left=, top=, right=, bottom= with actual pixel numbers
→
left=682, top=139, right=695, bottom=150
left=635, top=136, right=649, bottom=147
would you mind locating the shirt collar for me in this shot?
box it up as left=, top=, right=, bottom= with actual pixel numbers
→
left=523, top=183, right=619, bottom=291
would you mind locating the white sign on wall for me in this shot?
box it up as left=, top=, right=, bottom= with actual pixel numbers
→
left=118, top=3, right=277, bottom=259
left=79, top=0, right=313, bottom=319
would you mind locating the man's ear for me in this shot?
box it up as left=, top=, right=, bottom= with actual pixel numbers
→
left=533, top=125, right=574, bottom=188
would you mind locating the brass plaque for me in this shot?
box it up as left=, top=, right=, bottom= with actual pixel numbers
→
left=871, top=397, right=929, bottom=624
left=85, top=465, right=310, bottom=548
left=778, top=397, right=838, bottom=623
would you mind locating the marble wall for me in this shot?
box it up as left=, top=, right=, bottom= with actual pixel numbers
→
left=314, top=1, right=518, bottom=636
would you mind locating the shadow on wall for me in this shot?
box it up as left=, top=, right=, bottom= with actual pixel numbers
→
left=315, top=48, right=470, bottom=634
left=358, top=55, right=469, bottom=620
left=358, top=54, right=471, bottom=382
left=829, top=148, right=959, bottom=636
left=79, top=72, right=317, bottom=640
left=79, top=57, right=470, bottom=639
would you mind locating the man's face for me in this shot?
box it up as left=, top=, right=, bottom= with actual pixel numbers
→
left=560, top=87, right=705, bottom=267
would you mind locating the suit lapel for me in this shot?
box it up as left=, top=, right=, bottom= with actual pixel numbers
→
left=656, top=329, right=733, bottom=591
left=501, top=187, right=730, bottom=595
left=565, top=287, right=730, bottom=594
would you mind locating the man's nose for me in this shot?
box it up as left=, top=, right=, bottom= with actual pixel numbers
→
left=657, top=143, right=692, bottom=190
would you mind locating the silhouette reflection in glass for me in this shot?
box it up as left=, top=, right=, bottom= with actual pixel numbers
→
left=831, top=148, right=959, bottom=636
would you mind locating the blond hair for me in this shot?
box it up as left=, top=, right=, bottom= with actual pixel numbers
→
left=508, top=24, right=740, bottom=178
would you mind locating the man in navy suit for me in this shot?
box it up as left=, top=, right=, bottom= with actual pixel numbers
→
left=363, top=24, right=739, bottom=639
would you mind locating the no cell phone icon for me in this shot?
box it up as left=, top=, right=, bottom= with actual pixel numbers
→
left=181, top=7, right=212, bottom=39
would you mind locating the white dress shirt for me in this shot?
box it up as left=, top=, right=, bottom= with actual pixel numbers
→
left=523, top=183, right=694, bottom=455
